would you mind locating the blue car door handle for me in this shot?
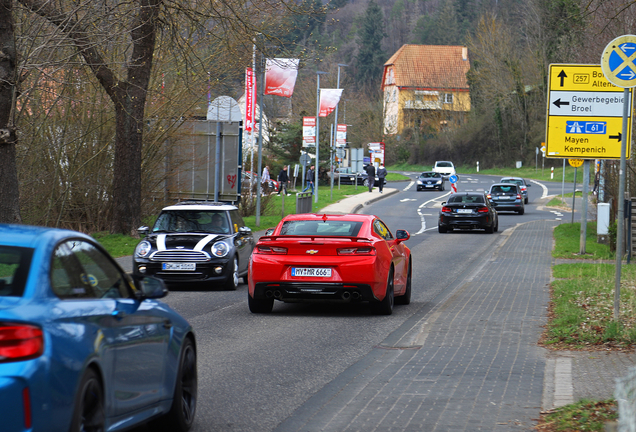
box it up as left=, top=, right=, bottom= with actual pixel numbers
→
left=112, top=310, right=126, bottom=320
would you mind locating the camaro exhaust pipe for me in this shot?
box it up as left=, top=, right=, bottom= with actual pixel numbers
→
left=352, top=291, right=361, bottom=300
left=273, top=290, right=282, bottom=299
left=265, top=290, right=274, bottom=298
left=342, top=291, right=351, bottom=300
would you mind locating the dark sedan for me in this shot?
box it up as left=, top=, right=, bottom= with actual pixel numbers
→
left=416, top=171, right=445, bottom=191
left=438, top=192, right=498, bottom=233
left=488, top=183, right=525, bottom=214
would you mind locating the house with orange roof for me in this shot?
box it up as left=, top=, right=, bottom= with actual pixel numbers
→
left=382, top=44, right=471, bottom=136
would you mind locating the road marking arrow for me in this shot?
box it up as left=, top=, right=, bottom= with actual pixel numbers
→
left=552, top=98, right=570, bottom=108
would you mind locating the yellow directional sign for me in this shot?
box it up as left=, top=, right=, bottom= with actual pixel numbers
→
left=545, top=64, right=632, bottom=159
left=568, top=159, right=584, bottom=168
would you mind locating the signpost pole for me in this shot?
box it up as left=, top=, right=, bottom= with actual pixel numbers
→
left=614, top=86, right=630, bottom=321
left=561, top=159, right=566, bottom=204
left=571, top=167, right=577, bottom=224
left=580, top=160, right=590, bottom=254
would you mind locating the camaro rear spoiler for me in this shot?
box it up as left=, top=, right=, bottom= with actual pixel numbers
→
left=258, top=235, right=371, bottom=243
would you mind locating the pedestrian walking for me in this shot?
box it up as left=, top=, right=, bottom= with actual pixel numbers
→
left=302, top=165, right=315, bottom=193
left=262, top=165, right=270, bottom=194
left=377, top=163, right=387, bottom=193
left=365, top=164, right=376, bottom=193
left=277, top=166, right=290, bottom=195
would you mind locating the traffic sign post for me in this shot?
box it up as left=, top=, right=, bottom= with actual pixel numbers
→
left=545, top=64, right=633, bottom=160
left=601, top=35, right=636, bottom=321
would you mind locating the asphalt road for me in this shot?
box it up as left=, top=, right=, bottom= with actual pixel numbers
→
left=134, top=173, right=578, bottom=432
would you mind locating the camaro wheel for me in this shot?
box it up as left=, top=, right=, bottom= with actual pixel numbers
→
left=70, top=369, right=105, bottom=432
left=162, top=338, right=197, bottom=432
left=249, top=294, right=274, bottom=313
left=374, top=269, right=394, bottom=315
left=224, top=257, right=239, bottom=290
left=395, top=260, right=411, bottom=305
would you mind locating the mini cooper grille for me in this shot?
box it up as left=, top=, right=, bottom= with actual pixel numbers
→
left=151, top=250, right=210, bottom=262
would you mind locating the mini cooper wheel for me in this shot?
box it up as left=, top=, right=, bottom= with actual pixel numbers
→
left=224, top=256, right=239, bottom=290
left=373, top=269, right=394, bottom=315
left=249, top=294, right=274, bottom=313
left=70, top=369, right=105, bottom=432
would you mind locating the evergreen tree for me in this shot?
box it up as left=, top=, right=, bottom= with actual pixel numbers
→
left=355, top=0, right=386, bottom=89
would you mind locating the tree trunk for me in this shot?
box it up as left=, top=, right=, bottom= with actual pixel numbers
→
left=0, top=0, right=21, bottom=224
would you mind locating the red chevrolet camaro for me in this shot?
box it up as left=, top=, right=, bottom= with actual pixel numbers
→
left=248, top=213, right=412, bottom=315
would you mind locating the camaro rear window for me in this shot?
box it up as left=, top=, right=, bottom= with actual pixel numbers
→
left=0, top=246, right=33, bottom=297
left=279, top=221, right=363, bottom=237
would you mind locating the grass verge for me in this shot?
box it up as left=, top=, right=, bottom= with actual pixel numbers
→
left=552, top=222, right=613, bottom=260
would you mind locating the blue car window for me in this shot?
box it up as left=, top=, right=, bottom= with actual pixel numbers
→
left=0, top=246, right=33, bottom=297
left=52, top=240, right=129, bottom=299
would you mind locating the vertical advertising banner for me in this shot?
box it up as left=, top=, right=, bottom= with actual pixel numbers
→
left=319, top=89, right=344, bottom=117
left=245, top=68, right=254, bottom=132
left=264, top=58, right=299, bottom=98
left=303, top=117, right=316, bottom=147
left=336, top=124, right=347, bottom=147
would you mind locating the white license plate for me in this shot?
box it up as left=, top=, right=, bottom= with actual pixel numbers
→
left=499, top=196, right=510, bottom=199
left=162, top=262, right=196, bottom=271
left=457, top=209, right=472, bottom=214
left=291, top=267, right=332, bottom=277
left=425, top=184, right=434, bottom=187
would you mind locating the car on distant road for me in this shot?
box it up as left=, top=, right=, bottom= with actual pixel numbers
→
left=0, top=224, right=197, bottom=432
left=438, top=192, right=498, bottom=233
left=500, top=177, right=531, bottom=204
left=248, top=213, right=412, bottom=315
left=416, top=171, right=445, bottom=191
left=328, top=167, right=358, bottom=185
left=487, top=183, right=525, bottom=214
left=432, top=161, right=456, bottom=178
left=134, top=201, right=255, bottom=290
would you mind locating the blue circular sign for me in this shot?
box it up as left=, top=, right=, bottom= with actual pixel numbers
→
left=601, top=35, right=636, bottom=88
left=449, top=174, right=458, bottom=184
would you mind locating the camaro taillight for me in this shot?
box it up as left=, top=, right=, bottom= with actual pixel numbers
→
left=441, top=206, right=452, bottom=213
left=0, top=324, right=44, bottom=363
left=256, top=245, right=288, bottom=254
left=337, top=247, right=376, bottom=255
left=477, top=207, right=489, bottom=213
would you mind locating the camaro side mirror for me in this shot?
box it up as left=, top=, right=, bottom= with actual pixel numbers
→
left=395, top=230, right=410, bottom=242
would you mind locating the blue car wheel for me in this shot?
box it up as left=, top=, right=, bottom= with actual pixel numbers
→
left=70, top=368, right=105, bottom=432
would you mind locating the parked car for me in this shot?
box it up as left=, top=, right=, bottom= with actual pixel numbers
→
left=438, top=192, right=498, bottom=233
left=133, top=201, right=255, bottom=290
left=0, top=224, right=197, bottom=432
left=358, top=166, right=387, bottom=187
left=248, top=213, right=412, bottom=315
left=487, top=183, right=525, bottom=214
left=432, top=161, right=456, bottom=178
left=328, top=167, right=358, bottom=185
left=500, top=176, right=531, bottom=204
left=416, top=171, right=445, bottom=191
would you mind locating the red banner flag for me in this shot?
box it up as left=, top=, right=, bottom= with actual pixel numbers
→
left=245, top=68, right=255, bottom=132
left=264, top=59, right=299, bottom=98
left=319, top=89, right=344, bottom=117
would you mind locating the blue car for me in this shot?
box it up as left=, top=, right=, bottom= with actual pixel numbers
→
left=0, top=224, right=197, bottom=432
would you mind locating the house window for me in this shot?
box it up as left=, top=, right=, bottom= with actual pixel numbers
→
left=444, top=94, right=453, bottom=104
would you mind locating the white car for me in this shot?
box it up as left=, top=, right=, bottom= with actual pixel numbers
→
left=432, top=161, right=456, bottom=178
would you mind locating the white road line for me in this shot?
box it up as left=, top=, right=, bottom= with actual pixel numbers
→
left=404, top=181, right=415, bottom=191
left=530, top=179, right=549, bottom=199
left=414, top=192, right=451, bottom=235
left=400, top=198, right=416, bottom=202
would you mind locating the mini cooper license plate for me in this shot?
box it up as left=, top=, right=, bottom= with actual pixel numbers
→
left=162, top=262, right=196, bottom=271
left=291, top=267, right=332, bottom=277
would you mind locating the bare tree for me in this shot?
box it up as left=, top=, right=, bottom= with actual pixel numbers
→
left=0, top=0, right=21, bottom=224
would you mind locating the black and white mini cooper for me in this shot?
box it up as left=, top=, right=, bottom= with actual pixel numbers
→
left=133, top=202, right=255, bottom=290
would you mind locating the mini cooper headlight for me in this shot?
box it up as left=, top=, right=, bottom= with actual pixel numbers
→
left=212, top=241, right=230, bottom=257
left=135, top=241, right=152, bottom=258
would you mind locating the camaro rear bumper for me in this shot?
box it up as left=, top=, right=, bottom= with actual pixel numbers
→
left=252, top=282, right=377, bottom=302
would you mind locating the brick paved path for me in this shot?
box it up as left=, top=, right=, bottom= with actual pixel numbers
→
left=275, top=220, right=558, bottom=432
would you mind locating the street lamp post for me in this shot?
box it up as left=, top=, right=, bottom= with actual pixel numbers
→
left=331, top=64, right=347, bottom=200
left=315, top=70, right=328, bottom=204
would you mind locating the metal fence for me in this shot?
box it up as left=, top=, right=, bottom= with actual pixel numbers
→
left=296, top=192, right=313, bottom=214
left=615, top=366, right=636, bottom=431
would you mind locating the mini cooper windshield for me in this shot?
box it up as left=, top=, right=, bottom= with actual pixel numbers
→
left=153, top=210, right=231, bottom=234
